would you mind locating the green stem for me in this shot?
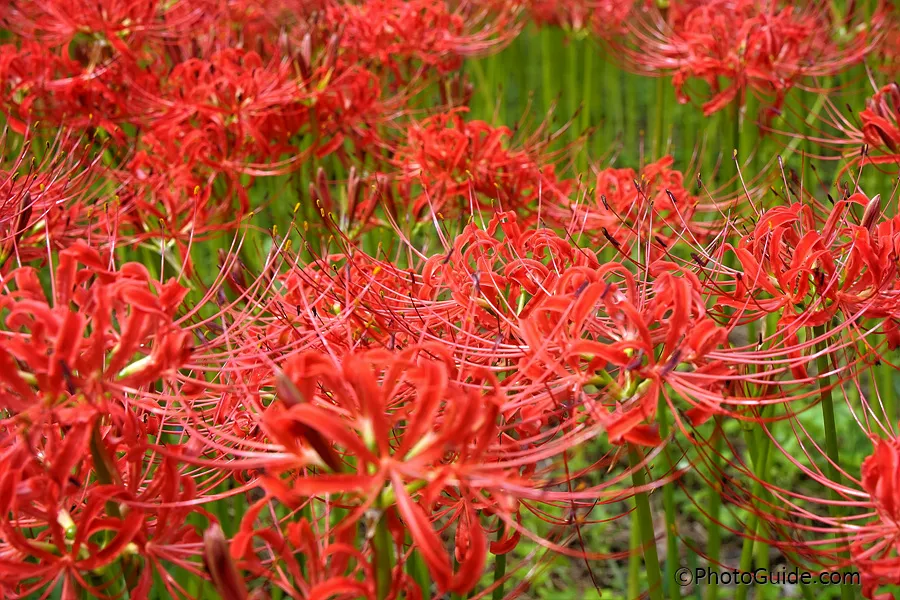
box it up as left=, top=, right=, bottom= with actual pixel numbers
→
left=732, top=98, right=741, bottom=188
left=492, top=522, right=507, bottom=600
left=653, top=77, right=666, bottom=158
left=541, top=28, right=555, bottom=125
left=488, top=53, right=503, bottom=126
left=752, top=314, right=780, bottom=576
left=733, top=430, right=773, bottom=600
left=600, top=48, right=622, bottom=156
left=374, top=511, right=394, bottom=600
left=738, top=317, right=773, bottom=584
left=629, top=445, right=664, bottom=600
left=879, top=356, right=896, bottom=427
left=815, top=324, right=844, bottom=491
left=468, top=57, right=492, bottom=121
left=567, top=33, right=579, bottom=146
left=657, top=397, right=679, bottom=600
left=627, top=510, right=641, bottom=599
left=704, top=424, right=723, bottom=600
left=580, top=38, right=593, bottom=172
left=623, top=71, right=638, bottom=162
left=813, top=324, right=854, bottom=600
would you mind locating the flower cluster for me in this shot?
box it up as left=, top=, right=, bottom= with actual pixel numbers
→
left=2, top=2, right=900, bottom=600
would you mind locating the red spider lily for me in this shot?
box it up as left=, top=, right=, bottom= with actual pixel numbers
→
left=0, top=484, right=146, bottom=599
left=255, top=346, right=510, bottom=595
left=545, top=155, right=723, bottom=256
left=0, top=39, right=145, bottom=136
left=0, top=0, right=396, bottom=160
left=390, top=108, right=572, bottom=219
left=231, top=509, right=381, bottom=599
left=324, top=0, right=522, bottom=83
left=114, top=45, right=319, bottom=257
left=0, top=409, right=214, bottom=599
left=782, top=83, right=900, bottom=171
left=525, top=0, right=633, bottom=36
left=301, top=64, right=387, bottom=159
left=710, top=191, right=900, bottom=378
left=134, top=48, right=313, bottom=174
left=700, top=415, right=900, bottom=600
left=855, top=436, right=900, bottom=599
left=861, top=84, right=900, bottom=158
left=184, top=321, right=667, bottom=596
left=0, top=240, right=192, bottom=414
left=0, top=0, right=209, bottom=50
left=0, top=130, right=112, bottom=272
left=514, top=259, right=732, bottom=446
left=191, top=0, right=319, bottom=58
left=395, top=211, right=731, bottom=445
left=620, top=0, right=878, bottom=116
left=274, top=211, right=604, bottom=358
left=0, top=244, right=234, bottom=597
left=274, top=210, right=733, bottom=447
left=0, top=0, right=224, bottom=135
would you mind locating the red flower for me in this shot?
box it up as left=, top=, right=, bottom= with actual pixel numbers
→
left=392, top=108, right=571, bottom=219
left=0, top=130, right=109, bottom=271
left=545, top=155, right=714, bottom=256
left=855, top=437, right=900, bottom=599
left=774, top=83, right=900, bottom=172
left=621, top=0, right=876, bottom=116
left=0, top=409, right=212, bottom=599
left=324, top=0, right=520, bottom=81
left=250, top=346, right=520, bottom=595
left=231, top=509, right=379, bottom=599
left=525, top=0, right=632, bottom=36
left=0, top=240, right=192, bottom=414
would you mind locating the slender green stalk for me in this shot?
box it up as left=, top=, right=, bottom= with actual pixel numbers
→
left=732, top=332, right=780, bottom=599
left=736, top=314, right=776, bottom=592
left=623, top=72, right=638, bottom=162
left=579, top=38, right=593, bottom=172
left=374, top=512, right=394, bottom=600
left=733, top=430, right=773, bottom=600
left=488, top=52, right=501, bottom=124
left=752, top=315, right=781, bottom=579
left=731, top=98, right=741, bottom=183
left=704, top=424, right=723, bottom=600
left=627, top=510, right=642, bottom=599
left=629, top=445, right=664, bottom=600
left=827, top=0, right=844, bottom=33
left=686, top=546, right=703, bottom=600
left=600, top=49, right=622, bottom=157
left=468, top=58, right=493, bottom=121
left=656, top=397, right=680, bottom=600
left=409, top=549, right=430, bottom=598
left=813, top=324, right=855, bottom=600
left=541, top=28, right=555, bottom=124
left=652, top=77, right=666, bottom=158
left=567, top=34, right=579, bottom=146
left=492, top=522, right=507, bottom=600
left=879, top=357, right=896, bottom=427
